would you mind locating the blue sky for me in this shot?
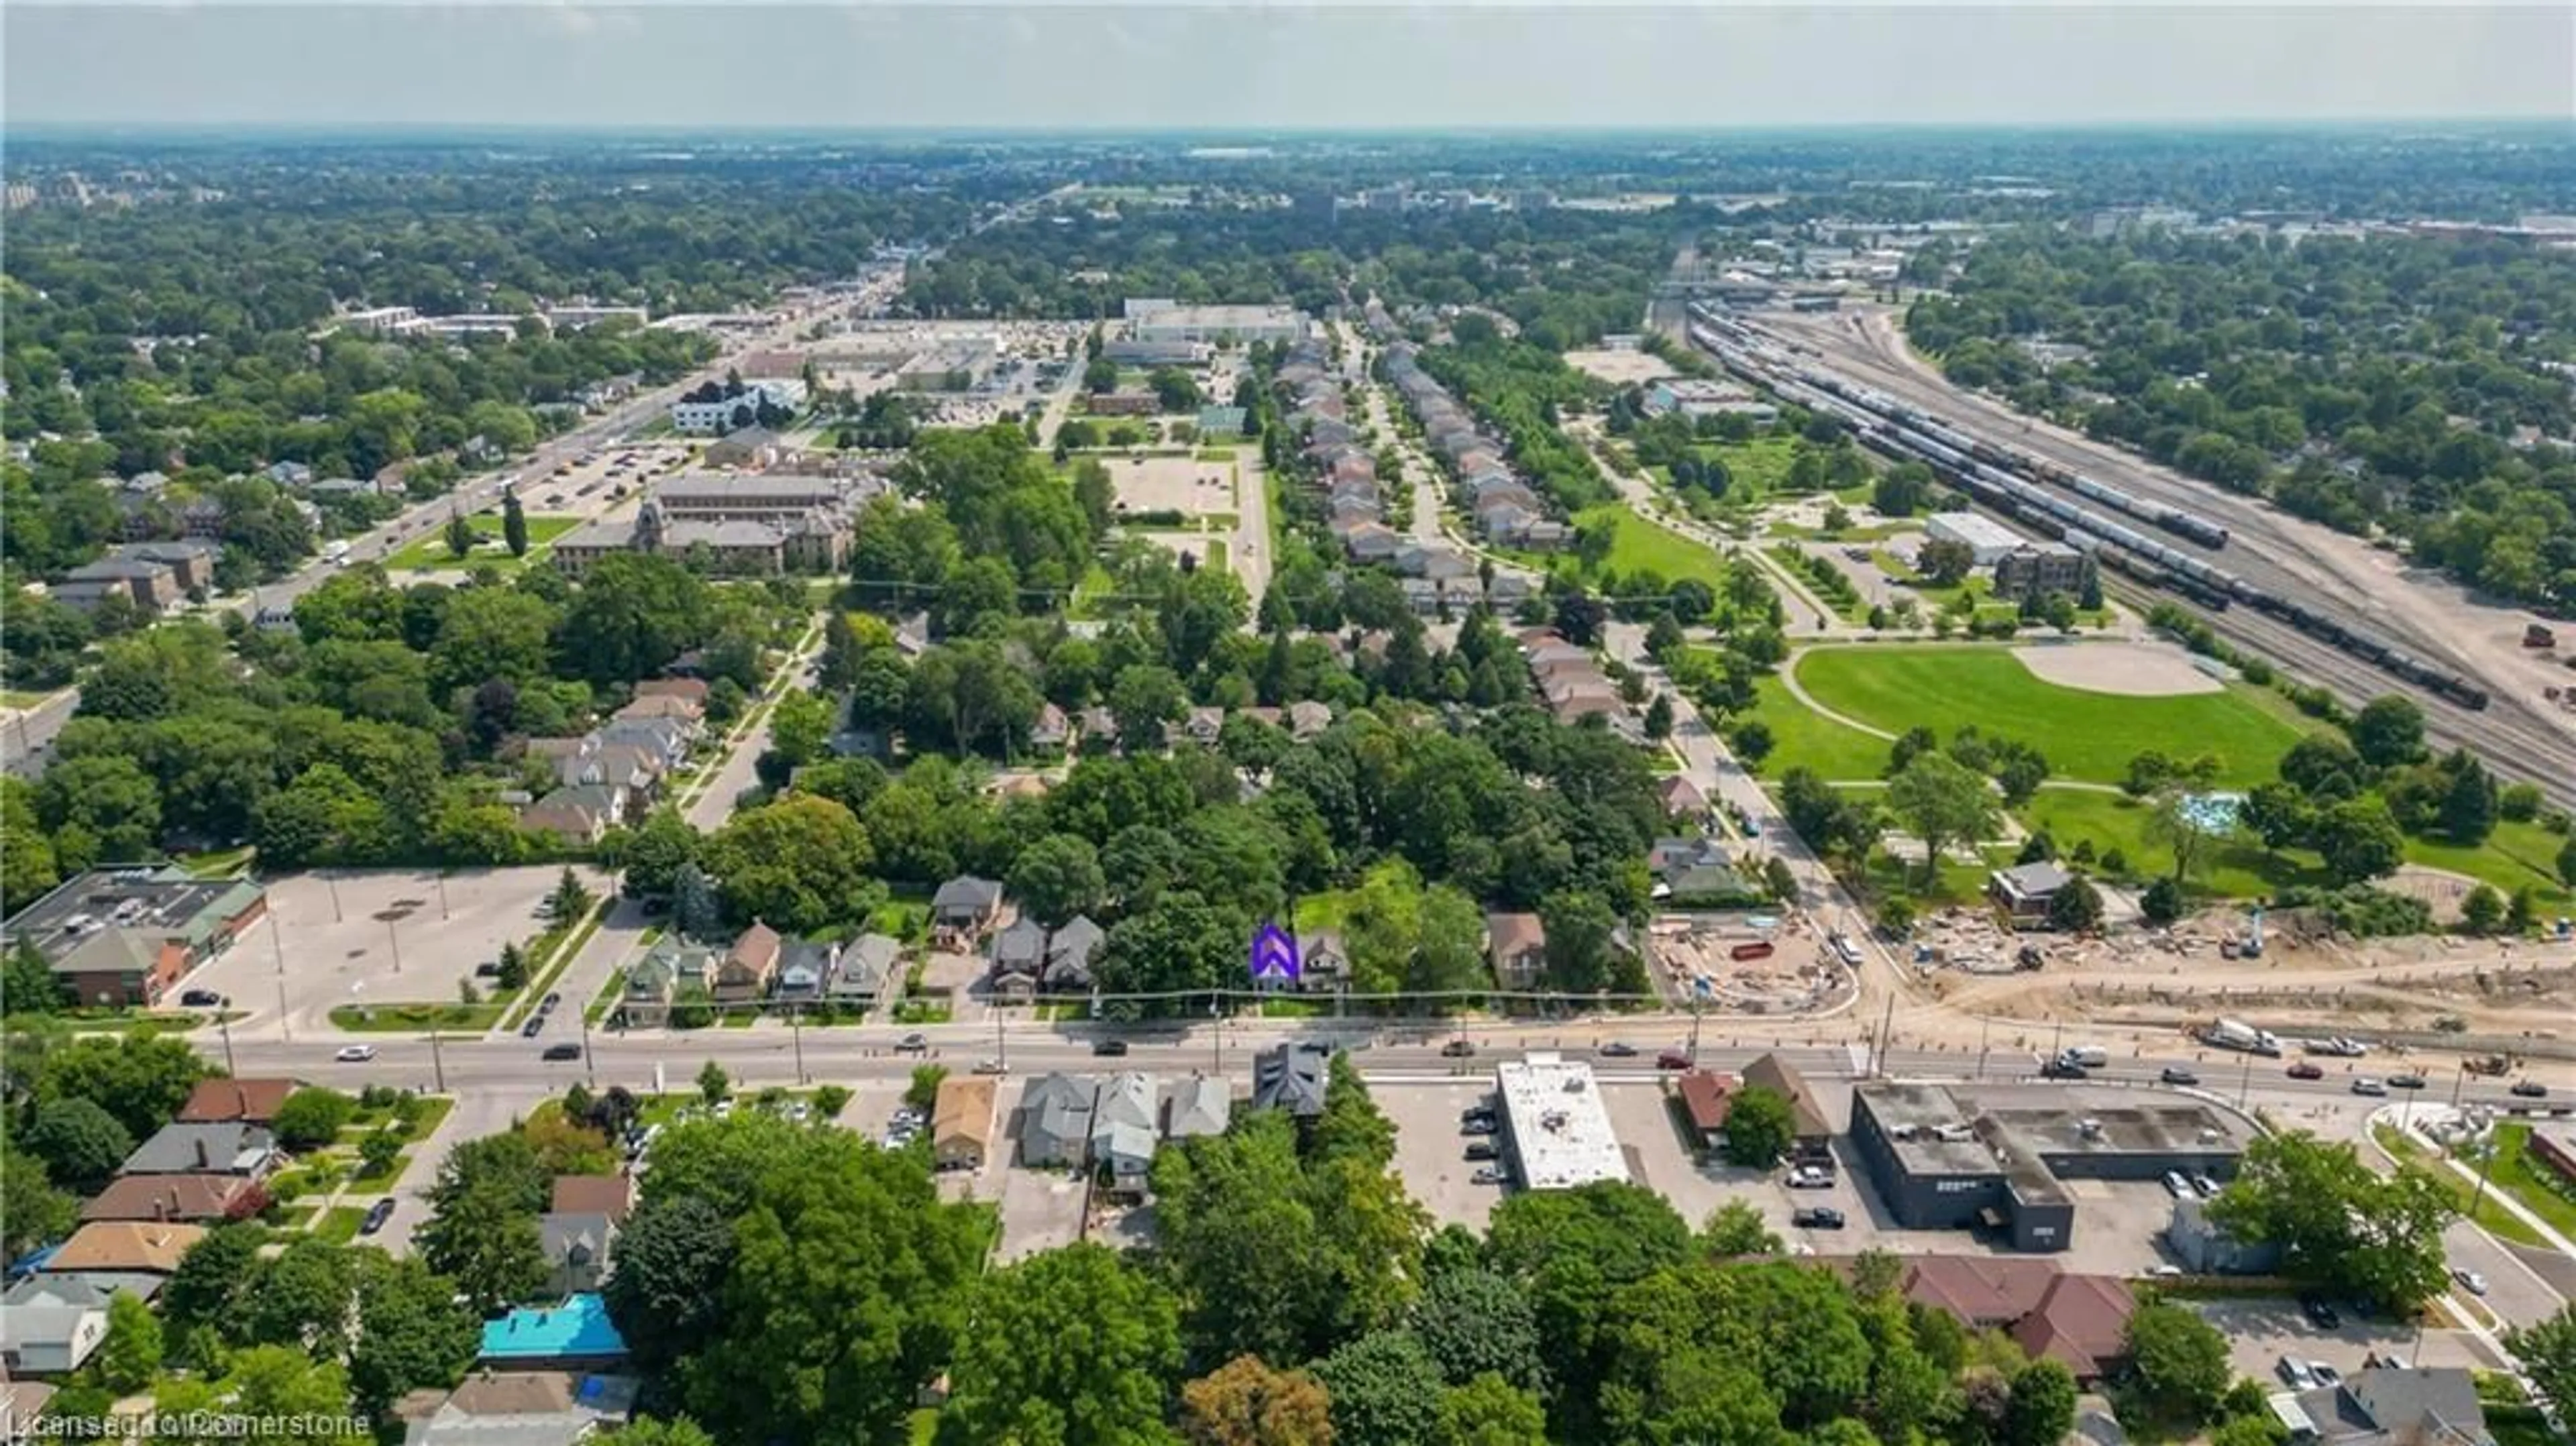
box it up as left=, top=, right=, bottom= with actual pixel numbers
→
left=5, top=5, right=2572, bottom=129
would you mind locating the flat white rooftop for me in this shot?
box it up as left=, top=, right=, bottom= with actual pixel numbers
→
left=1496, top=1052, right=1628, bottom=1191
left=1926, top=511, right=2027, bottom=554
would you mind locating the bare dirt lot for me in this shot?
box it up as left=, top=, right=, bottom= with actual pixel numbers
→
left=2014, top=642, right=2222, bottom=697
left=1109, top=455, right=1237, bottom=516
left=184, top=866, right=603, bottom=1036
left=1565, top=349, right=1676, bottom=387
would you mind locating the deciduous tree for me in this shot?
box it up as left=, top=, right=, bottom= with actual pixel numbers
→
left=934, top=1243, right=1182, bottom=1446
left=1179, top=1355, right=1334, bottom=1446
left=1721, top=1085, right=1795, bottom=1169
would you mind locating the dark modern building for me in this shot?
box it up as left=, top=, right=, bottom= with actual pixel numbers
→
left=1849, top=1082, right=2253, bottom=1254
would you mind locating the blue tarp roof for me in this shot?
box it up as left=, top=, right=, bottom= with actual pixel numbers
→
left=478, top=1294, right=628, bottom=1361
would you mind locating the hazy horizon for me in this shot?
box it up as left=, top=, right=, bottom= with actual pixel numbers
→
left=7, top=5, right=2572, bottom=131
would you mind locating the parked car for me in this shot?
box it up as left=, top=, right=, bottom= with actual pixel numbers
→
left=2041, top=1060, right=2090, bottom=1080
left=1440, top=1039, right=1477, bottom=1058
left=1598, top=1042, right=1639, bottom=1058
left=2163, top=1171, right=2194, bottom=1199
left=542, top=991, right=563, bottom=1011
left=2191, top=1174, right=2221, bottom=1198
left=2453, top=1269, right=2488, bottom=1296
left=1470, top=1168, right=1507, bottom=1186
left=474, top=961, right=502, bottom=978
left=335, top=1044, right=378, bottom=1063
left=2351, top=1077, right=2388, bottom=1097
left=360, top=1199, right=397, bottom=1235
left=1791, top=1207, right=1845, bottom=1230
left=1786, top=1166, right=1834, bottom=1188
left=542, top=1042, right=581, bottom=1062
left=2309, top=1364, right=2342, bottom=1388
left=520, top=1016, right=545, bottom=1038
left=1465, top=1141, right=1499, bottom=1162
left=2300, top=1296, right=2342, bottom=1331
left=973, top=1058, right=1008, bottom=1075
left=2510, top=1080, right=2548, bottom=1099
left=2161, top=1066, right=2200, bottom=1086
left=1092, top=1039, right=1129, bottom=1057
left=1460, top=1118, right=1497, bottom=1137
left=2390, top=1073, right=2428, bottom=1091
left=2288, top=1062, right=2325, bottom=1080
left=2278, top=1357, right=2318, bottom=1390
left=179, top=989, right=223, bottom=1007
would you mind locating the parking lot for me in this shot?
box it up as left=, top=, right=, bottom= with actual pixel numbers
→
left=184, top=866, right=602, bottom=1036
left=2192, top=1297, right=2506, bottom=1378
left=1381, top=1078, right=1515, bottom=1231
left=1110, top=454, right=1237, bottom=516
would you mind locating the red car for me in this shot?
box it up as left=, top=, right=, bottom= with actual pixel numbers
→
left=1656, top=1050, right=1691, bottom=1070
left=2286, top=1061, right=2324, bottom=1080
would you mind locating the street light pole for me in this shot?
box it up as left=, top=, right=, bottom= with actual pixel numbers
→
left=428, top=1024, right=447, bottom=1094
left=216, top=1007, right=237, bottom=1076
left=791, top=1006, right=806, bottom=1085
left=386, top=917, right=403, bottom=975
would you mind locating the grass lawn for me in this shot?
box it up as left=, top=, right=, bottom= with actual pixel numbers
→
left=1705, top=435, right=1805, bottom=500
left=1202, top=541, right=1229, bottom=575
left=892, top=1001, right=953, bottom=1025
left=313, top=1207, right=366, bottom=1245
left=2404, top=821, right=2576, bottom=909
left=1, top=688, right=65, bottom=709
left=2481, top=1123, right=2576, bottom=1238
left=2017, top=787, right=2325, bottom=899
left=1792, top=646, right=2304, bottom=787
left=177, top=846, right=257, bottom=879
left=1197, top=447, right=1237, bottom=461
left=384, top=514, right=579, bottom=573
left=346, top=1153, right=408, bottom=1190
left=870, top=897, right=931, bottom=945
left=328, top=1002, right=506, bottom=1033
left=2374, top=1124, right=2544, bottom=1247
left=1572, top=502, right=1727, bottom=580
left=1747, top=671, right=1895, bottom=782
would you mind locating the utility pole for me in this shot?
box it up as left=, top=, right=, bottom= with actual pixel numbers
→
left=2238, top=1052, right=2252, bottom=1109
left=216, top=1005, right=237, bottom=1076
left=580, top=1008, right=595, bottom=1088
left=435, top=872, right=450, bottom=922
left=1875, top=993, right=1896, bottom=1078
left=791, top=1005, right=807, bottom=1085
left=996, top=1005, right=1008, bottom=1074
left=428, top=1023, right=447, bottom=1094
left=1977, top=1015, right=1990, bottom=1080
left=386, top=917, right=403, bottom=975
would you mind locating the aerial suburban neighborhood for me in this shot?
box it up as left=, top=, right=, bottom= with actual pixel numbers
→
left=4, top=11, right=2576, bottom=1446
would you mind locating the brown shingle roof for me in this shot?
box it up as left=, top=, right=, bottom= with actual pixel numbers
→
left=176, top=1077, right=301, bottom=1124
left=1485, top=912, right=1545, bottom=958
left=46, top=1221, right=205, bottom=1274
left=1674, top=1071, right=1738, bottom=1133
left=2009, top=1273, right=2137, bottom=1382
left=79, top=1174, right=258, bottom=1224
left=1902, top=1256, right=2061, bottom=1327
left=1741, top=1052, right=1831, bottom=1138
left=548, top=1175, right=633, bottom=1223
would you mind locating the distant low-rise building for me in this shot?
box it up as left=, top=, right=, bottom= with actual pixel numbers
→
left=1, top=866, right=266, bottom=1009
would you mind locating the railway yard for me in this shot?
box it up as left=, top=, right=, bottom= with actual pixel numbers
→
left=1697, top=303, right=2576, bottom=809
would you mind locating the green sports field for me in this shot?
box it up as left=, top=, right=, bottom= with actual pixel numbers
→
left=1748, top=673, right=1894, bottom=781
left=384, top=514, right=580, bottom=573
left=1790, top=646, right=2307, bottom=787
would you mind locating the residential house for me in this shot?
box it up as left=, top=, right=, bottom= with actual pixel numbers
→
left=1487, top=913, right=1548, bottom=991
left=401, top=1371, right=634, bottom=1446
left=519, top=785, right=624, bottom=846
left=267, top=461, right=315, bottom=488
left=711, top=922, right=782, bottom=1004
left=2277, top=1366, right=2494, bottom=1446
left=1250, top=1043, right=1332, bottom=1119
left=1078, top=707, right=1118, bottom=752
left=932, top=876, right=1004, bottom=946
left=1019, top=1074, right=1097, bottom=1169
left=1030, top=703, right=1070, bottom=752
left=1671, top=1070, right=1741, bottom=1152
left=774, top=938, right=837, bottom=1002
left=989, top=917, right=1047, bottom=1001
left=1183, top=706, right=1225, bottom=747
left=1163, top=1074, right=1232, bottom=1140
left=1044, top=915, right=1105, bottom=993
left=478, top=1296, right=629, bottom=1370
left=121, top=1123, right=280, bottom=1178
left=1343, top=524, right=1402, bottom=563
left=79, top=1174, right=263, bottom=1225
left=612, top=693, right=705, bottom=730
left=549, top=1176, right=633, bottom=1223
left=618, top=938, right=711, bottom=1027
left=827, top=934, right=901, bottom=1009
left=176, top=1077, right=300, bottom=1125
left=1896, top=1258, right=2135, bottom=1384
left=1521, top=520, right=1573, bottom=550
left=1655, top=776, right=1711, bottom=824
left=539, top=1212, right=618, bottom=1296
left=52, top=555, right=184, bottom=614
left=1294, top=932, right=1350, bottom=995
left=1287, top=702, right=1332, bottom=740
left=1091, top=1073, right=1160, bottom=1194
left=0, top=1276, right=114, bottom=1375
left=932, top=1075, right=998, bottom=1172
left=633, top=677, right=710, bottom=708
left=41, top=1222, right=204, bottom=1276
left=1741, top=1053, right=1833, bottom=1158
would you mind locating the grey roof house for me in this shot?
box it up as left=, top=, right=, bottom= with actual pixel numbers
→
left=1251, top=1043, right=1333, bottom=1119
left=932, top=876, right=1004, bottom=942
left=2275, top=1366, right=2493, bottom=1446
left=1044, top=915, right=1105, bottom=991
left=1018, top=1074, right=1097, bottom=1169
left=539, top=1213, right=618, bottom=1298
left=1090, top=1072, right=1159, bottom=1193
left=989, top=917, right=1047, bottom=998
left=122, top=1123, right=282, bottom=1177
left=827, top=934, right=901, bottom=1005
left=1164, top=1074, right=1232, bottom=1139
left=774, top=939, right=837, bottom=1001
left=0, top=1276, right=113, bottom=1375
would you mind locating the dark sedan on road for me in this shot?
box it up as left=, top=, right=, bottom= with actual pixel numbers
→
left=2160, top=1066, right=2200, bottom=1086
left=1598, top=1042, right=1638, bottom=1058
left=359, top=1199, right=396, bottom=1235
left=2287, top=1062, right=2324, bottom=1080
left=2511, top=1080, right=2548, bottom=1098
left=1791, top=1207, right=1845, bottom=1230
left=2389, top=1073, right=2427, bottom=1090
left=542, top=1042, right=581, bottom=1062
left=520, top=1016, right=545, bottom=1038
